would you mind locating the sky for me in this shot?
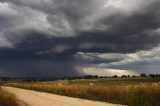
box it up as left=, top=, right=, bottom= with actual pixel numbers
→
left=0, top=0, right=160, bottom=77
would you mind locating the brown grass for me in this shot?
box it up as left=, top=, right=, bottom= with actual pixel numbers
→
left=0, top=87, right=20, bottom=106
left=6, top=82, right=160, bottom=106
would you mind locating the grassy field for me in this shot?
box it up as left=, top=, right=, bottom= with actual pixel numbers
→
left=0, top=86, right=20, bottom=106
left=4, top=77, right=160, bottom=106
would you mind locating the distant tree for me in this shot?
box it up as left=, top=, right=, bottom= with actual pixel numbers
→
left=113, top=75, right=118, bottom=78
left=149, top=74, right=155, bottom=78
left=84, top=75, right=98, bottom=79
left=149, top=73, right=160, bottom=78
left=121, top=75, right=131, bottom=78
left=121, top=75, right=127, bottom=78
left=141, top=73, right=147, bottom=77
left=132, top=75, right=136, bottom=77
left=100, top=76, right=103, bottom=78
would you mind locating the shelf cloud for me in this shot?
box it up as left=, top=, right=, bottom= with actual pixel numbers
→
left=0, top=0, right=160, bottom=77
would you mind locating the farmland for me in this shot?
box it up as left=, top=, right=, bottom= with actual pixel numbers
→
left=3, top=77, right=160, bottom=106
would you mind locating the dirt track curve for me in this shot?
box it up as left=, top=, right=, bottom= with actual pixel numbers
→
left=3, top=87, right=125, bottom=106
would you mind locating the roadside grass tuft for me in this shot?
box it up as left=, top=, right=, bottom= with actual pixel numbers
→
left=0, top=87, right=20, bottom=106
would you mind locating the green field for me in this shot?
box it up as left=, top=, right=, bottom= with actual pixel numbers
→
left=2, top=77, right=160, bottom=106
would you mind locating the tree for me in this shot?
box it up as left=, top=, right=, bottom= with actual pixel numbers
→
left=121, top=75, right=127, bottom=78
left=141, top=73, right=147, bottom=77
left=113, top=75, right=118, bottom=78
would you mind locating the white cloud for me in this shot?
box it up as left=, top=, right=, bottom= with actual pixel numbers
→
left=54, top=45, right=71, bottom=53
left=75, top=45, right=160, bottom=67
left=79, top=67, right=138, bottom=76
left=0, top=2, right=18, bottom=15
left=105, top=0, right=155, bottom=13
left=0, top=37, right=13, bottom=48
left=74, top=52, right=97, bottom=62
left=36, top=44, right=71, bottom=55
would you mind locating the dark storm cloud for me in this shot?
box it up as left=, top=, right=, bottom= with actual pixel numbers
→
left=0, top=60, right=83, bottom=77
left=0, top=0, right=160, bottom=77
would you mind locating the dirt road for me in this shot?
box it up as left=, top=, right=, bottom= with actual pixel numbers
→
left=3, top=87, right=125, bottom=106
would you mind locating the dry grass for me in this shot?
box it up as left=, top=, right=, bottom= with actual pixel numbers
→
left=6, top=82, right=160, bottom=106
left=0, top=87, right=20, bottom=106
